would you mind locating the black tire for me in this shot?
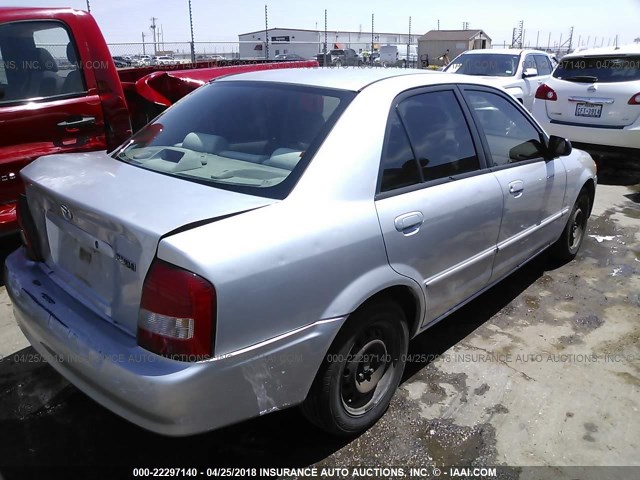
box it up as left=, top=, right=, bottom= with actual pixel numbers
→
left=551, top=190, right=590, bottom=261
left=301, top=299, right=409, bottom=436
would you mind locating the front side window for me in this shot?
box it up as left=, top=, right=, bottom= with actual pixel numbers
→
left=114, top=81, right=355, bottom=199
left=534, top=55, right=552, bottom=76
left=522, top=55, right=537, bottom=74
left=466, top=90, right=545, bottom=167
left=0, top=20, right=85, bottom=104
left=553, top=55, right=640, bottom=83
left=445, top=53, right=520, bottom=77
left=398, top=90, right=480, bottom=182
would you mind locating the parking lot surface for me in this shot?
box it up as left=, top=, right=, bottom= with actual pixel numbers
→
left=0, top=166, right=638, bottom=479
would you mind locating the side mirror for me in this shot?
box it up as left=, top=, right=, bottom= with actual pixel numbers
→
left=523, top=67, right=538, bottom=78
left=547, top=135, right=572, bottom=159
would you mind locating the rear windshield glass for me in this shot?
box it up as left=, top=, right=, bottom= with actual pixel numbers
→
left=553, top=55, right=640, bottom=82
left=445, top=53, right=520, bottom=77
left=114, top=81, right=355, bottom=199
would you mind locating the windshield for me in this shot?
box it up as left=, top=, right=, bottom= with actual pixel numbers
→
left=114, top=81, right=355, bottom=199
left=445, top=53, right=520, bottom=77
left=553, top=55, right=640, bottom=83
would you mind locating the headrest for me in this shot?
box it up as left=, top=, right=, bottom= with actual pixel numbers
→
left=36, top=48, right=58, bottom=72
left=182, top=133, right=228, bottom=153
left=66, top=42, right=77, bottom=65
left=264, top=148, right=302, bottom=170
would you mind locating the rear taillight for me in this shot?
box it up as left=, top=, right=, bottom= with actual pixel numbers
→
left=535, top=84, right=558, bottom=101
left=628, top=93, right=640, bottom=105
left=16, top=194, right=43, bottom=262
left=137, top=259, right=215, bottom=361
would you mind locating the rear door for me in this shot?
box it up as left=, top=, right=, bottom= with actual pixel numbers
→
left=0, top=19, right=106, bottom=233
left=461, top=86, right=566, bottom=282
left=375, top=87, right=503, bottom=325
left=546, top=54, right=640, bottom=127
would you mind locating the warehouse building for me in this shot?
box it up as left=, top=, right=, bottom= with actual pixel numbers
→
left=418, top=29, right=491, bottom=66
left=238, top=27, right=417, bottom=60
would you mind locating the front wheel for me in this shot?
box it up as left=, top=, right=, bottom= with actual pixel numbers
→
left=301, top=299, right=409, bottom=435
left=551, top=191, right=590, bottom=261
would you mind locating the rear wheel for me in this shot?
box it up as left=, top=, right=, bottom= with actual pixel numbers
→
left=551, top=191, right=590, bottom=261
left=301, top=299, right=408, bottom=436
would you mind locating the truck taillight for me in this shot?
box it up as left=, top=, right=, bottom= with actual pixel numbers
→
left=16, top=194, right=43, bottom=262
left=138, top=259, right=215, bottom=361
left=628, top=93, right=640, bottom=105
left=535, top=84, right=558, bottom=101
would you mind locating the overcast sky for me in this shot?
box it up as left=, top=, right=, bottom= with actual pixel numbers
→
left=4, top=0, right=640, bottom=48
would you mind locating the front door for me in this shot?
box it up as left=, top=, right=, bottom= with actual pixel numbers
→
left=461, top=87, right=567, bottom=282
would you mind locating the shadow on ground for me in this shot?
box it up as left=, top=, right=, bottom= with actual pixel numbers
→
left=0, top=252, right=557, bottom=478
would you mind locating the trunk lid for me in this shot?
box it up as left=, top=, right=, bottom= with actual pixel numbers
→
left=21, top=151, right=277, bottom=335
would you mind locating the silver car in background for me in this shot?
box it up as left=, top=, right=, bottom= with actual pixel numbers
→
left=5, top=68, right=596, bottom=436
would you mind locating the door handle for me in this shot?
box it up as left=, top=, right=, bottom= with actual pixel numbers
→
left=508, top=180, right=524, bottom=196
left=394, top=211, right=424, bottom=234
left=57, top=116, right=96, bottom=129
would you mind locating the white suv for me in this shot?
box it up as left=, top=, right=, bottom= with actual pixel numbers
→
left=444, top=49, right=555, bottom=111
left=532, top=45, right=640, bottom=154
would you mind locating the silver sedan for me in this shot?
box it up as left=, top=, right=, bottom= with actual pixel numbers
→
left=5, top=68, right=596, bottom=436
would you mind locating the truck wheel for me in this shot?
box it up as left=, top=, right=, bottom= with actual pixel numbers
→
left=301, top=299, right=408, bottom=436
left=335, top=60, right=342, bottom=68
left=551, top=190, right=590, bottom=262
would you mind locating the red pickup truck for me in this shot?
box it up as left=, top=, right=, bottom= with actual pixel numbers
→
left=0, top=7, right=316, bottom=236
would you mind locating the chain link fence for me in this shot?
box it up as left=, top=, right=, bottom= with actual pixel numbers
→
left=106, top=41, right=422, bottom=67
left=106, top=40, right=575, bottom=69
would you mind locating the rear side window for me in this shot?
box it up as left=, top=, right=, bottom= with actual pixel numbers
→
left=397, top=90, right=480, bottom=182
left=466, top=90, right=545, bottom=167
left=0, top=20, right=85, bottom=104
left=379, top=111, right=421, bottom=192
left=553, top=55, right=640, bottom=82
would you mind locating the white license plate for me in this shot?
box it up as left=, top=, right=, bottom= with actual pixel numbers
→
left=575, top=103, right=602, bottom=118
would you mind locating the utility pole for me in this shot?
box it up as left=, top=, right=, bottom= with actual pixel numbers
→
left=371, top=13, right=374, bottom=61
left=150, top=17, right=157, bottom=54
left=324, top=9, right=327, bottom=64
left=567, top=26, right=574, bottom=53
left=437, top=19, right=440, bottom=31
left=85, top=0, right=91, bottom=13
left=264, top=5, right=269, bottom=60
left=407, top=16, right=411, bottom=68
left=188, top=0, right=195, bottom=62
left=141, top=32, right=146, bottom=55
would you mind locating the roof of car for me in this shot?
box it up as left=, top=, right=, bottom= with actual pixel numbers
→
left=216, top=67, right=498, bottom=92
left=458, top=48, right=549, bottom=56
left=217, top=67, right=442, bottom=90
left=564, top=45, right=640, bottom=57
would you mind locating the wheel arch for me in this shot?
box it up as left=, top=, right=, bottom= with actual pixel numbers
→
left=582, top=178, right=596, bottom=217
